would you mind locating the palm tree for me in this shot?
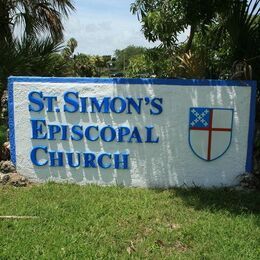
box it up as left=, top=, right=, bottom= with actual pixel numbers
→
left=62, top=37, right=78, bottom=59
left=0, top=0, right=75, bottom=115
left=0, top=0, right=75, bottom=42
left=0, top=36, right=62, bottom=83
left=0, top=36, right=63, bottom=114
left=218, top=0, right=260, bottom=64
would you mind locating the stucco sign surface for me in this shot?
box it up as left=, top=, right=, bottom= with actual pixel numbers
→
left=8, top=77, right=256, bottom=187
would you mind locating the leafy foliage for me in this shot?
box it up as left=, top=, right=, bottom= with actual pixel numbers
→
left=0, top=124, right=7, bottom=149
left=126, top=54, right=153, bottom=77
left=73, top=54, right=100, bottom=77
left=220, top=0, right=260, bottom=62
left=114, top=45, right=146, bottom=71
left=131, top=0, right=260, bottom=78
left=0, top=0, right=75, bottom=42
left=131, top=0, right=233, bottom=49
left=0, top=0, right=75, bottom=106
left=177, top=51, right=206, bottom=79
left=62, top=38, right=78, bottom=59
left=29, top=38, right=109, bottom=78
left=0, top=36, right=62, bottom=86
left=145, top=47, right=178, bottom=78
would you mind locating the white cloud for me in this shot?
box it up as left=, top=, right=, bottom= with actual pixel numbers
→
left=63, top=0, right=158, bottom=55
left=63, top=0, right=189, bottom=55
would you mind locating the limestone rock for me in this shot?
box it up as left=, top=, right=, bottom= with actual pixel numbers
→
left=9, top=172, right=28, bottom=187
left=240, top=173, right=260, bottom=190
left=2, top=141, right=10, bottom=161
left=0, top=159, right=30, bottom=187
left=0, top=173, right=10, bottom=184
left=0, top=90, right=8, bottom=119
left=0, top=160, right=16, bottom=174
left=0, top=171, right=29, bottom=187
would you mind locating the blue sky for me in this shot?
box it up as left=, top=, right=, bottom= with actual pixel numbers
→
left=63, top=0, right=160, bottom=55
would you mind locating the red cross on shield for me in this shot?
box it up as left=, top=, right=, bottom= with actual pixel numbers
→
left=189, top=108, right=234, bottom=161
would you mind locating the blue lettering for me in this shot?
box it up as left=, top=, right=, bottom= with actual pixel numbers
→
left=118, top=127, right=131, bottom=142
left=100, top=126, right=116, bottom=142
left=150, top=98, right=163, bottom=115
left=80, top=97, right=88, bottom=113
left=43, top=96, right=57, bottom=112
left=64, top=91, right=79, bottom=113
left=48, top=125, right=61, bottom=140
left=90, top=97, right=110, bottom=113
left=145, top=126, right=159, bottom=143
left=71, top=125, right=83, bottom=141
left=67, top=153, right=81, bottom=168
left=28, top=91, right=44, bottom=112
left=126, top=97, right=142, bottom=114
left=114, top=153, right=129, bottom=169
left=98, top=153, right=112, bottom=169
left=49, top=151, right=64, bottom=167
left=61, top=125, right=68, bottom=140
left=31, top=119, right=47, bottom=140
left=128, top=127, right=143, bottom=143
left=30, top=146, right=48, bottom=166
left=83, top=153, right=97, bottom=168
left=110, top=97, right=127, bottom=114
left=85, top=126, right=99, bottom=141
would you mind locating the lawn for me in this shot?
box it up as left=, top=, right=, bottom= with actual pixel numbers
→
left=0, top=184, right=259, bottom=259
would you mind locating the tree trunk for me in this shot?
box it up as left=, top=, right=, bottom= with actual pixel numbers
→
left=185, top=25, right=197, bottom=52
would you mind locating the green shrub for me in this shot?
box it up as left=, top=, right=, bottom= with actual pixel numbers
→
left=0, top=124, right=7, bottom=148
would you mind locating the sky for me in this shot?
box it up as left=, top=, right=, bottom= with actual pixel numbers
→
left=63, top=0, right=161, bottom=56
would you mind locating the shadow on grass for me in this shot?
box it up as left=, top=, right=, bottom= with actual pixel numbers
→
left=157, top=187, right=260, bottom=216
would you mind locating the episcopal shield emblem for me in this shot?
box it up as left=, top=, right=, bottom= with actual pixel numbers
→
left=189, top=107, right=234, bottom=161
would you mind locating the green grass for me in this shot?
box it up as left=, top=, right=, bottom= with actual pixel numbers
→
left=0, top=184, right=259, bottom=259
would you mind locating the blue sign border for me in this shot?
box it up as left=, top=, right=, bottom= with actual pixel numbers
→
left=8, top=77, right=257, bottom=172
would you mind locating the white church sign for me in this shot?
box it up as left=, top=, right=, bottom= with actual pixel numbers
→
left=8, top=77, right=256, bottom=187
